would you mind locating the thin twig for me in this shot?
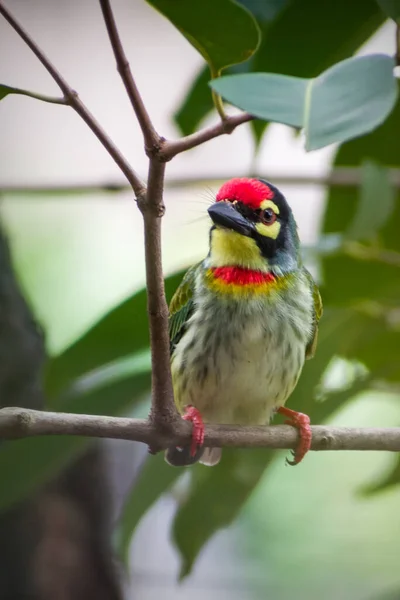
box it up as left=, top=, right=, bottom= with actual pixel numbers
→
left=0, top=0, right=145, bottom=199
left=160, top=112, right=254, bottom=161
left=2, top=407, right=400, bottom=453
left=98, top=0, right=160, bottom=154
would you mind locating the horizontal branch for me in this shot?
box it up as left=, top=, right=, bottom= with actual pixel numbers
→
left=3, top=168, right=400, bottom=197
left=2, top=407, right=400, bottom=453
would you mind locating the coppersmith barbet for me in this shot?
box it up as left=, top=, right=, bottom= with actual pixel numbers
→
left=165, top=178, right=322, bottom=467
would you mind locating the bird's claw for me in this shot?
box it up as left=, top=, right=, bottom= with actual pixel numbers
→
left=182, top=405, right=205, bottom=457
left=278, top=406, right=312, bottom=465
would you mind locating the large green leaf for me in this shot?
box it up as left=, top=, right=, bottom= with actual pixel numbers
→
left=147, top=0, right=260, bottom=76
left=210, top=55, right=397, bottom=151
left=174, top=0, right=384, bottom=137
left=117, top=452, right=183, bottom=562
left=174, top=0, right=287, bottom=137
left=45, top=271, right=184, bottom=397
left=0, top=365, right=151, bottom=513
left=346, top=161, right=395, bottom=241
left=173, top=448, right=274, bottom=580
left=375, top=0, right=400, bottom=19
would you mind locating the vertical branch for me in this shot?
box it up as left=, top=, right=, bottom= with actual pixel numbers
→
left=141, top=161, right=177, bottom=427
left=98, top=0, right=177, bottom=428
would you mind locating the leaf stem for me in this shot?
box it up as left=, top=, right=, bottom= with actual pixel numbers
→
left=211, top=88, right=227, bottom=121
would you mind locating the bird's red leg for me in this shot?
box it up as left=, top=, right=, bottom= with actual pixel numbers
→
left=277, top=406, right=311, bottom=465
left=182, top=405, right=205, bottom=457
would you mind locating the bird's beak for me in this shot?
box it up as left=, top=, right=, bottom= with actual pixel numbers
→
left=208, top=202, right=254, bottom=237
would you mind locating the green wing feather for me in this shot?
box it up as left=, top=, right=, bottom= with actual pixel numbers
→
left=303, top=268, right=323, bottom=360
left=169, top=264, right=199, bottom=353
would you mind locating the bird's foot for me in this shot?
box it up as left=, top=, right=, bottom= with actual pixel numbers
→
left=277, top=406, right=311, bottom=466
left=182, top=405, right=205, bottom=457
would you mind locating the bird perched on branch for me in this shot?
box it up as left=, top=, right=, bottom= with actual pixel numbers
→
left=165, top=178, right=322, bottom=467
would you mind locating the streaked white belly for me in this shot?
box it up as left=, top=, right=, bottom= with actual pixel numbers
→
left=171, top=288, right=312, bottom=425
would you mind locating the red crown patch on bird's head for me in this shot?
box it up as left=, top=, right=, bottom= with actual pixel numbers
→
left=216, top=178, right=274, bottom=210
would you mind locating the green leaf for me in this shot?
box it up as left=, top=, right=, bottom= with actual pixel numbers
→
left=173, top=448, right=274, bottom=580
left=346, top=161, right=395, bottom=241
left=210, top=55, right=398, bottom=151
left=146, top=0, right=260, bottom=76
left=305, top=55, right=397, bottom=151
left=175, top=68, right=213, bottom=136
left=0, top=84, right=27, bottom=101
left=0, top=365, right=151, bottom=513
left=321, top=253, right=400, bottom=306
left=174, top=0, right=384, bottom=137
left=117, top=453, right=183, bottom=563
left=45, top=271, right=184, bottom=397
left=375, top=0, right=400, bottom=20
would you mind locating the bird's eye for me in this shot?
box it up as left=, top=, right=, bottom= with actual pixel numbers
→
left=262, top=208, right=277, bottom=225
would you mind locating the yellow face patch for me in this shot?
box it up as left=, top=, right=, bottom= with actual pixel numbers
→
left=210, top=229, right=268, bottom=270
left=256, top=199, right=281, bottom=239
left=260, top=199, right=280, bottom=213
left=255, top=221, right=281, bottom=239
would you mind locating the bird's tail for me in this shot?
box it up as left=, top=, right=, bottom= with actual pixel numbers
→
left=164, top=446, right=222, bottom=467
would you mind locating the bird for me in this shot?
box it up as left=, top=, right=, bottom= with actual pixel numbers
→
left=165, top=177, right=322, bottom=467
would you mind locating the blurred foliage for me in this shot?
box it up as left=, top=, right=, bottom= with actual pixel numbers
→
left=1, top=0, right=400, bottom=593
left=376, top=0, right=400, bottom=20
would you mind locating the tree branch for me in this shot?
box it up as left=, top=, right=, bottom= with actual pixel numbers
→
left=2, top=408, right=400, bottom=454
left=159, top=112, right=254, bottom=161
left=143, top=160, right=177, bottom=428
left=98, top=0, right=160, bottom=153
left=0, top=0, right=145, bottom=200
left=96, top=0, right=178, bottom=429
